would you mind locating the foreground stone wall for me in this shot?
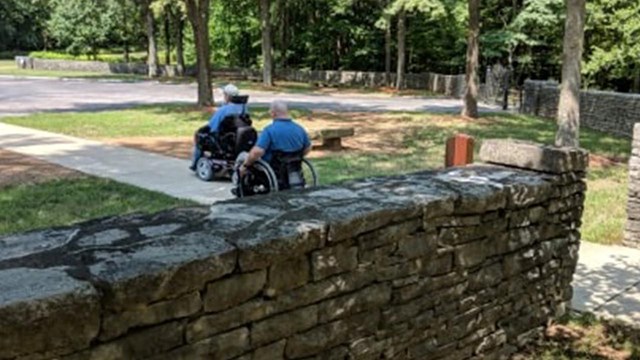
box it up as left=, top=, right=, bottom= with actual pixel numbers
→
left=625, top=124, right=640, bottom=247
left=522, top=79, right=640, bottom=138
left=0, top=141, right=587, bottom=360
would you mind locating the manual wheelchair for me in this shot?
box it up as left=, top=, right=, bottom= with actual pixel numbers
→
left=231, top=150, right=319, bottom=198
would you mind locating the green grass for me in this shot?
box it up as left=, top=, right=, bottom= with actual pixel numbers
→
left=0, top=177, right=193, bottom=236
left=2, top=105, right=632, bottom=244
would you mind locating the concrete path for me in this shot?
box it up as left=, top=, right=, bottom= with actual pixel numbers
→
left=572, top=241, right=640, bottom=326
left=0, top=77, right=500, bottom=116
left=0, top=123, right=232, bottom=205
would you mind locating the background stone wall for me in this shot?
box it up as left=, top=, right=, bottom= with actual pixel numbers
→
left=15, top=56, right=195, bottom=77
left=0, top=140, right=587, bottom=360
left=15, top=56, right=470, bottom=97
left=625, top=123, right=640, bottom=247
left=522, top=79, right=640, bottom=138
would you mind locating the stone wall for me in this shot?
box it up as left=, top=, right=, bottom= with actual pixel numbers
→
left=522, top=79, right=640, bottom=138
left=625, top=124, right=640, bottom=247
left=15, top=56, right=195, bottom=77
left=270, top=69, right=467, bottom=98
left=0, top=140, right=588, bottom=360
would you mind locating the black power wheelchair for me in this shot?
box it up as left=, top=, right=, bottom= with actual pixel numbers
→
left=192, top=95, right=318, bottom=198
left=193, top=95, right=257, bottom=181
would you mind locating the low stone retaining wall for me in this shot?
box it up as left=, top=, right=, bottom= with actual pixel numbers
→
left=15, top=56, right=195, bottom=77
left=522, top=79, right=640, bottom=138
left=270, top=68, right=467, bottom=97
left=625, top=124, right=640, bottom=247
left=0, top=140, right=587, bottom=360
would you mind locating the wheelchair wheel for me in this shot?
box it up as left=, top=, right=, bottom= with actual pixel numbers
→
left=301, top=159, right=319, bottom=187
left=196, top=157, right=214, bottom=181
left=234, top=158, right=279, bottom=198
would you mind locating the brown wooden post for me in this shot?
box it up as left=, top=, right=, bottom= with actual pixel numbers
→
left=445, top=134, right=475, bottom=167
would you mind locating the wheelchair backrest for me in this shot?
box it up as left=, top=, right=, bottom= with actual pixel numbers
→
left=217, top=113, right=256, bottom=156
left=270, top=150, right=306, bottom=190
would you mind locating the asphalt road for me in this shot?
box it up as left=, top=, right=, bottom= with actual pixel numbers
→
left=0, top=76, right=500, bottom=116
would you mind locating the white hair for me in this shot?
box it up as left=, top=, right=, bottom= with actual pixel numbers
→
left=270, top=100, right=288, bottom=116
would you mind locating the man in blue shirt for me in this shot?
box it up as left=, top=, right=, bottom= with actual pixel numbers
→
left=190, top=84, right=248, bottom=171
left=239, top=100, right=311, bottom=177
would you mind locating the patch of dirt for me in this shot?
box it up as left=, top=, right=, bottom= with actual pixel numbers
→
left=0, top=149, right=83, bottom=188
left=103, top=137, right=194, bottom=160
left=590, top=154, right=627, bottom=169
left=102, top=111, right=481, bottom=160
left=515, top=318, right=638, bottom=360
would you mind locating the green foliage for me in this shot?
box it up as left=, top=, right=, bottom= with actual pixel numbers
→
left=584, top=0, right=640, bottom=91
left=29, top=50, right=147, bottom=63
left=47, top=0, right=113, bottom=58
left=0, top=0, right=50, bottom=51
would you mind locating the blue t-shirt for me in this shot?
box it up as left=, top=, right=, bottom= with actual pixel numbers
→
left=256, top=118, right=311, bottom=162
left=208, top=103, right=248, bottom=132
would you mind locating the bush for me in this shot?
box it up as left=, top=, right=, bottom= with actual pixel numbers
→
left=0, top=51, right=29, bottom=59
left=29, top=50, right=147, bottom=64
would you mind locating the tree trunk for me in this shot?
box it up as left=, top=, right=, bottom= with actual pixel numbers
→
left=555, top=0, right=586, bottom=147
left=164, top=8, right=171, bottom=65
left=385, top=13, right=392, bottom=86
left=175, top=11, right=185, bottom=76
left=144, top=1, right=159, bottom=78
left=186, top=0, right=213, bottom=106
left=462, top=0, right=480, bottom=118
left=260, top=0, right=273, bottom=86
left=124, top=42, right=130, bottom=63
left=633, top=67, right=640, bottom=93
left=395, top=9, right=406, bottom=90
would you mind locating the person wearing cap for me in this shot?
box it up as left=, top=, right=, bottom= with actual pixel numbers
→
left=239, top=100, right=311, bottom=177
left=190, top=84, right=248, bottom=171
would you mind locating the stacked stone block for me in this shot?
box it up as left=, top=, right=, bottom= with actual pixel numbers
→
left=522, top=79, right=640, bottom=138
left=0, top=140, right=587, bottom=360
left=625, top=124, right=640, bottom=247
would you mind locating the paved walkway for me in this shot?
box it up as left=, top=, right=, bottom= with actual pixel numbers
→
left=572, top=241, right=640, bottom=326
left=0, top=123, right=232, bottom=205
left=0, top=77, right=501, bottom=116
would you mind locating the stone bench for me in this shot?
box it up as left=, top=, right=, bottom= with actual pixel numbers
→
left=310, top=128, right=355, bottom=150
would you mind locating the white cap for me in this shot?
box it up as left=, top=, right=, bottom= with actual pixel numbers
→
left=222, top=84, right=239, bottom=96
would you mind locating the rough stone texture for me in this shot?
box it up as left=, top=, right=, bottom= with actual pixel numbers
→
left=0, top=268, right=100, bottom=359
left=0, top=141, right=587, bottom=360
left=479, top=139, right=589, bottom=174
left=522, top=79, right=640, bottom=138
left=625, top=123, right=640, bottom=248
left=204, top=270, right=266, bottom=312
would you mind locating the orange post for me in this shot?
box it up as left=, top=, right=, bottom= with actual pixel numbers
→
left=445, top=134, right=475, bottom=167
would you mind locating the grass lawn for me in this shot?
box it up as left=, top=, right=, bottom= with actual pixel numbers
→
left=0, top=176, right=193, bottom=236
left=2, top=105, right=631, bottom=244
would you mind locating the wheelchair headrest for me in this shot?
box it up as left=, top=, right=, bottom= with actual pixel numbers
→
left=229, top=95, right=249, bottom=105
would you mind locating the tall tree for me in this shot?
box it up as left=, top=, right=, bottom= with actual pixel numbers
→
left=462, top=0, right=480, bottom=118
left=47, top=0, right=111, bottom=59
left=141, top=0, right=159, bottom=77
left=555, top=0, right=586, bottom=147
left=396, top=8, right=406, bottom=90
left=185, top=0, right=213, bottom=106
left=164, top=7, right=171, bottom=65
left=260, top=0, right=274, bottom=86
left=384, top=11, right=392, bottom=86
left=173, top=6, right=185, bottom=76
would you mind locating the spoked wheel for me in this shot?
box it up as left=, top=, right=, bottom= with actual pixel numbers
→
left=233, top=158, right=279, bottom=198
left=301, top=159, right=319, bottom=188
left=196, top=157, right=214, bottom=181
